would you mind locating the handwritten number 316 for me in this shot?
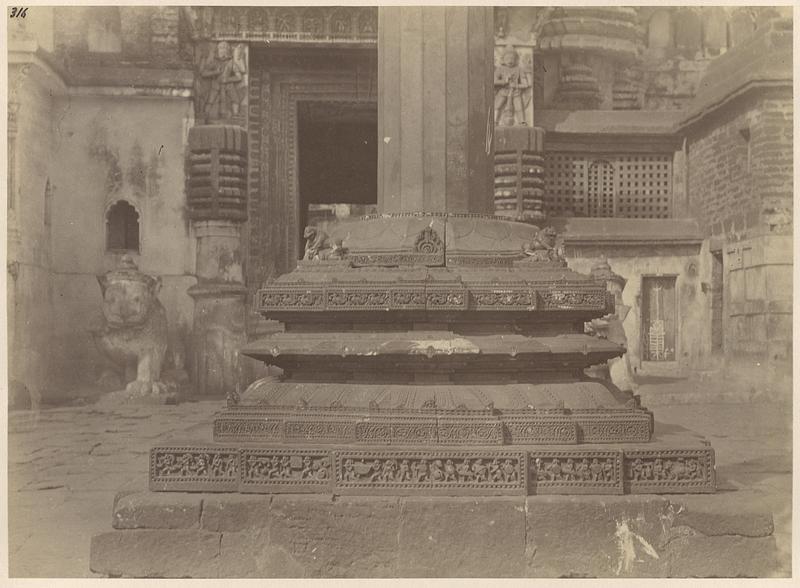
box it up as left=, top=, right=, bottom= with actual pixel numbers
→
left=10, top=7, right=28, bottom=18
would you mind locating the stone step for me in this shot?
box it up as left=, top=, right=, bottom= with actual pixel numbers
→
left=90, top=491, right=779, bottom=578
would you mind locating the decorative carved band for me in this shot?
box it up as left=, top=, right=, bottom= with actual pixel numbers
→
left=539, top=288, right=608, bottom=310
left=149, top=445, right=715, bottom=495
left=212, top=411, right=652, bottom=445
left=347, top=252, right=444, bottom=267
left=624, top=448, right=716, bottom=494
left=240, top=448, right=332, bottom=493
left=257, top=283, right=607, bottom=314
left=150, top=446, right=240, bottom=492
left=335, top=450, right=527, bottom=495
left=577, top=413, right=653, bottom=444
left=185, top=6, right=378, bottom=44
left=530, top=451, right=623, bottom=495
left=505, top=416, right=578, bottom=444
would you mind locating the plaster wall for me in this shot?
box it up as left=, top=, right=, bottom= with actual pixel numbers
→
left=41, top=94, right=196, bottom=394
left=566, top=242, right=711, bottom=377
left=8, top=64, right=58, bottom=397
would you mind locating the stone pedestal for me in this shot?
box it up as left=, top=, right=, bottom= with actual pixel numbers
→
left=186, top=125, right=248, bottom=396
left=90, top=488, right=778, bottom=578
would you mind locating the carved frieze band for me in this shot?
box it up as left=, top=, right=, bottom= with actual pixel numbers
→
left=256, top=284, right=606, bottom=313
left=334, top=450, right=527, bottom=495
left=150, top=446, right=240, bottom=492
left=530, top=451, right=623, bottom=494
left=150, top=445, right=715, bottom=495
left=240, top=448, right=332, bottom=493
left=624, top=448, right=715, bottom=494
left=213, top=411, right=652, bottom=445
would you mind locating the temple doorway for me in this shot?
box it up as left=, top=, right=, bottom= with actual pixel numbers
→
left=641, top=276, right=678, bottom=362
left=297, top=100, right=378, bottom=249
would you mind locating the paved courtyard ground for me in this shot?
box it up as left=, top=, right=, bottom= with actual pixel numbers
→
left=7, top=391, right=793, bottom=578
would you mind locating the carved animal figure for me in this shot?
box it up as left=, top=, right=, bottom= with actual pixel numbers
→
left=92, top=256, right=169, bottom=397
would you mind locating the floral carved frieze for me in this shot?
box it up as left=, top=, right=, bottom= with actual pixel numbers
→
left=257, top=283, right=606, bottom=313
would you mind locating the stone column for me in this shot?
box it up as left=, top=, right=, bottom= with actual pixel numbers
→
left=378, top=6, right=494, bottom=214
left=186, top=125, right=248, bottom=396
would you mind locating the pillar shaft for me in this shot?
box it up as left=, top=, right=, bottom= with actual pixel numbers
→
left=378, top=6, right=494, bottom=214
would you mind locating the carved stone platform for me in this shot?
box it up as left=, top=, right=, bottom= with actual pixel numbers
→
left=147, top=213, right=716, bottom=496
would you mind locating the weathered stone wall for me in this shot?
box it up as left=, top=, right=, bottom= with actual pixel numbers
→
left=7, top=63, right=59, bottom=400
left=685, top=90, right=792, bottom=370
left=54, top=6, right=190, bottom=67
left=44, top=95, right=196, bottom=396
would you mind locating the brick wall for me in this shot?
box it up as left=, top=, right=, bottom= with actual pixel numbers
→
left=686, top=89, right=792, bottom=369
left=686, top=90, right=792, bottom=237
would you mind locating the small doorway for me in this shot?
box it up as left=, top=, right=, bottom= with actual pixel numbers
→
left=641, top=276, right=678, bottom=362
left=710, top=250, right=724, bottom=353
left=297, top=101, right=378, bottom=253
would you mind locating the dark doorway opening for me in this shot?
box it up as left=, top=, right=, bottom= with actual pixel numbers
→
left=297, top=100, right=378, bottom=253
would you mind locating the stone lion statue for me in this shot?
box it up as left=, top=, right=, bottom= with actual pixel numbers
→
left=91, top=255, right=170, bottom=397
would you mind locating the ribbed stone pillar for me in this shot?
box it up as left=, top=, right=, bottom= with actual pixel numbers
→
left=186, top=125, right=248, bottom=396
left=493, top=126, right=546, bottom=222
left=378, top=6, right=495, bottom=214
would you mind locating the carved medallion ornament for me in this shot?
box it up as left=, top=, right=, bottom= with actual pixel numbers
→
left=413, top=226, right=444, bottom=255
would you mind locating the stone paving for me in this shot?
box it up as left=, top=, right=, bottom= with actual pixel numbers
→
left=7, top=396, right=793, bottom=578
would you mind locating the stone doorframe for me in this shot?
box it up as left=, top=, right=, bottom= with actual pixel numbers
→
left=246, top=49, right=378, bottom=304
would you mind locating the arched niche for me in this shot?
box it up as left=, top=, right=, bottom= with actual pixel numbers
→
left=105, top=199, right=140, bottom=253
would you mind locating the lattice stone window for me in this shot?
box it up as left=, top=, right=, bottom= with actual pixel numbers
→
left=544, top=153, right=672, bottom=219
left=587, top=160, right=614, bottom=217
left=543, top=154, right=586, bottom=217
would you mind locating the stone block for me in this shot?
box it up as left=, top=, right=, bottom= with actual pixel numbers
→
left=201, top=494, right=272, bottom=532
left=674, top=508, right=773, bottom=537
left=268, top=495, right=401, bottom=577
left=90, top=529, right=221, bottom=578
left=525, top=496, right=669, bottom=577
left=217, top=528, right=307, bottom=578
left=664, top=535, right=780, bottom=578
left=396, top=496, right=526, bottom=577
left=112, top=491, right=201, bottom=530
